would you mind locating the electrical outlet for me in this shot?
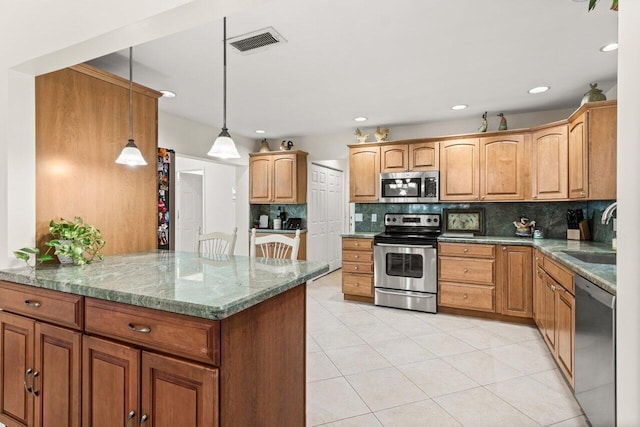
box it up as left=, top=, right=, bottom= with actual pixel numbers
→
left=613, top=218, right=617, bottom=232
left=371, top=214, right=377, bottom=222
left=355, top=213, right=363, bottom=222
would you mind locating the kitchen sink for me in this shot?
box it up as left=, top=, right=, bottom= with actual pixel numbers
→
left=563, top=250, right=616, bottom=265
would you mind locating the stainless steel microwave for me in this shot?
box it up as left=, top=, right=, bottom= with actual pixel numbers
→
left=379, top=171, right=439, bottom=203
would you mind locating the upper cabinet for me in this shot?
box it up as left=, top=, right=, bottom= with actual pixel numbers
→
left=440, top=138, right=480, bottom=201
left=249, top=151, right=308, bottom=204
left=480, top=134, right=525, bottom=201
left=349, top=145, right=380, bottom=202
left=380, top=144, right=408, bottom=172
left=568, top=101, right=617, bottom=200
left=531, top=124, right=569, bottom=200
left=409, top=142, right=439, bottom=171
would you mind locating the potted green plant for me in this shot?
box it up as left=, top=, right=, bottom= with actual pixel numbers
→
left=14, top=216, right=106, bottom=266
left=588, top=0, right=618, bottom=11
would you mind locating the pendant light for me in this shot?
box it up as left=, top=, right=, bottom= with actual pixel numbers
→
left=116, top=47, right=148, bottom=166
left=207, top=17, right=241, bottom=159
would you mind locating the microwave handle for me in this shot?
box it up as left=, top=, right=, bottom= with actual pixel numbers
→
left=375, top=243, right=435, bottom=249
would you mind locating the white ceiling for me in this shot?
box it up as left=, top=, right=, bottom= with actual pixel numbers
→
left=88, top=0, right=618, bottom=140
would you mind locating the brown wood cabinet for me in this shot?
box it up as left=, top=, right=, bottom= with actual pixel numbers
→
left=439, top=138, right=480, bottom=201
left=342, top=237, right=374, bottom=301
left=349, top=146, right=380, bottom=202
left=531, top=124, right=568, bottom=200
left=409, top=141, right=439, bottom=171
left=568, top=101, right=617, bottom=200
left=1, top=280, right=307, bottom=427
left=438, top=242, right=496, bottom=312
left=380, top=144, right=409, bottom=172
left=498, top=245, right=533, bottom=318
left=0, top=310, right=82, bottom=427
left=533, top=252, right=575, bottom=388
left=254, top=231, right=307, bottom=260
left=249, top=151, right=308, bottom=204
left=480, top=134, right=526, bottom=201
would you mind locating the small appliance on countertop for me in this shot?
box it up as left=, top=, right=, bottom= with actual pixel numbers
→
left=285, top=218, right=302, bottom=229
left=259, top=214, right=269, bottom=229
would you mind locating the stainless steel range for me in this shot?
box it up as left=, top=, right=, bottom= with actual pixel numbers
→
left=373, top=213, right=441, bottom=313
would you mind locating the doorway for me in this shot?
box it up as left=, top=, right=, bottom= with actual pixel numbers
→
left=308, top=163, right=344, bottom=272
left=176, top=170, right=204, bottom=252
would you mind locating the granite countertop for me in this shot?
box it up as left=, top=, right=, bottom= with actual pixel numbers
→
left=341, top=232, right=377, bottom=238
left=0, top=251, right=328, bottom=320
left=438, top=235, right=616, bottom=295
left=251, top=228, right=307, bottom=234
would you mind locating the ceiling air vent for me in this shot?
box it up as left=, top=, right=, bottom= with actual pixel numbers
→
left=228, top=27, right=287, bottom=53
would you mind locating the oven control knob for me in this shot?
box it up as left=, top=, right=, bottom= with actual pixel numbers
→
left=392, top=218, right=397, bottom=222
left=427, top=218, right=431, bottom=223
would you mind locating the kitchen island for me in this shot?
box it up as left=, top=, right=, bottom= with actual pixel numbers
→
left=0, top=251, right=328, bottom=427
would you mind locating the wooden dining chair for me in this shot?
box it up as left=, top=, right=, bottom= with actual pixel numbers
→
left=196, top=227, right=237, bottom=256
left=250, top=228, right=301, bottom=260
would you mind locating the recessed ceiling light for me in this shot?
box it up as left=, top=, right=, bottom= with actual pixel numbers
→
left=354, top=117, right=367, bottom=122
left=601, top=43, right=618, bottom=52
left=528, top=86, right=550, bottom=94
left=160, top=90, right=177, bottom=98
left=451, top=104, right=468, bottom=110
left=255, top=130, right=266, bottom=134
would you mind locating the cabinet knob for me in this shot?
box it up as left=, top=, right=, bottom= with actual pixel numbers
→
left=24, top=300, right=41, bottom=308
left=475, top=196, right=479, bottom=200
left=355, top=283, right=359, bottom=287
left=140, top=415, right=149, bottom=425
left=463, top=294, right=468, bottom=299
left=537, top=269, right=542, bottom=277
left=533, top=195, right=538, bottom=199
left=581, top=191, right=586, bottom=196
left=127, top=411, right=136, bottom=427
left=354, top=255, right=359, bottom=259
left=551, top=285, right=556, bottom=291
left=463, top=268, right=468, bottom=273
left=463, top=248, right=469, bottom=253
left=355, top=242, right=360, bottom=246
left=481, top=196, right=485, bottom=200
left=354, top=266, right=358, bottom=270
left=502, top=246, right=507, bottom=251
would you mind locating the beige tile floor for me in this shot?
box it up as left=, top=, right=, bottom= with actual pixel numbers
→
left=306, top=270, right=588, bottom=427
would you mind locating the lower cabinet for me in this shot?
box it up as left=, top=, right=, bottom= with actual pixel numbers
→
left=499, top=245, right=533, bottom=318
left=342, top=237, right=374, bottom=301
left=83, top=335, right=218, bottom=427
left=534, top=252, right=576, bottom=388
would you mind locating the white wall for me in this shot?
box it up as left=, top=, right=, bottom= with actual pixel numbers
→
left=617, top=3, right=640, bottom=424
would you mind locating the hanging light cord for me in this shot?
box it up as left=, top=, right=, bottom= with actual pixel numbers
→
left=222, top=17, right=228, bottom=132
left=129, top=46, right=134, bottom=141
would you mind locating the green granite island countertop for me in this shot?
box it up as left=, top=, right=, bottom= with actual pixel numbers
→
left=0, top=250, right=329, bottom=320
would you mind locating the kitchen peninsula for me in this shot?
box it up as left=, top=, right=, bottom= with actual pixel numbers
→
left=0, top=251, right=328, bottom=427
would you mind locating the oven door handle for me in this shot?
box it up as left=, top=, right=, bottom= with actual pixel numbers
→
left=375, top=243, right=435, bottom=249
left=376, top=289, right=436, bottom=299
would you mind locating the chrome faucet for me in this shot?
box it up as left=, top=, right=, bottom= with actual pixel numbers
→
left=601, top=202, right=617, bottom=225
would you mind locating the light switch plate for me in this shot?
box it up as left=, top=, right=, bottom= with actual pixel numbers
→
left=371, top=214, right=377, bottom=222
left=355, top=213, right=363, bottom=222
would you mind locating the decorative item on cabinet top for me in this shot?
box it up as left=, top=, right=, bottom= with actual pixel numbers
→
left=581, top=83, right=607, bottom=105
left=497, top=113, right=508, bottom=130
left=478, top=111, right=488, bottom=132
left=375, top=126, right=390, bottom=142
left=354, top=128, right=369, bottom=143
left=258, top=139, right=271, bottom=152
left=280, top=140, right=294, bottom=151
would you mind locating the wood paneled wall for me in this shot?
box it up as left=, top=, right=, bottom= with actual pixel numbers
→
left=36, top=64, right=160, bottom=255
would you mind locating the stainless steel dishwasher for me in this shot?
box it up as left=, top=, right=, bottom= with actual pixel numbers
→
left=574, top=275, right=616, bottom=427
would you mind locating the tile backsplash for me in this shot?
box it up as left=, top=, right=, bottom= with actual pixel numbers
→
left=354, top=200, right=616, bottom=244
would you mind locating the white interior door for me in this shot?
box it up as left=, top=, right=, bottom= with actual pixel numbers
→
left=308, top=163, right=343, bottom=272
left=176, top=171, right=203, bottom=252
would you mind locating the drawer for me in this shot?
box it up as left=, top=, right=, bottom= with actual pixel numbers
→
left=342, top=238, right=374, bottom=251
left=438, top=243, right=495, bottom=258
left=438, top=257, right=495, bottom=285
left=342, top=273, right=373, bottom=297
left=0, top=281, right=83, bottom=329
left=543, top=257, right=574, bottom=294
left=85, top=298, right=220, bottom=365
left=342, top=250, right=373, bottom=262
left=439, top=282, right=495, bottom=312
left=342, top=261, right=374, bottom=274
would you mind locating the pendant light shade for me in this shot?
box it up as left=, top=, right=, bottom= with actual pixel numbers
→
left=208, top=17, right=241, bottom=159
left=116, top=47, right=147, bottom=166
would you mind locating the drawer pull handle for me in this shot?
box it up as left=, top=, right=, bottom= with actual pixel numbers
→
left=463, top=248, right=468, bottom=253
left=140, top=414, right=149, bottom=424
left=128, top=323, right=151, bottom=334
left=24, top=368, right=33, bottom=394
left=463, top=294, right=468, bottom=299
left=127, top=410, right=136, bottom=427
left=24, top=300, right=41, bottom=308
left=354, top=255, right=359, bottom=258
left=354, top=266, right=358, bottom=270
left=463, top=268, right=468, bottom=273
left=355, top=242, right=359, bottom=246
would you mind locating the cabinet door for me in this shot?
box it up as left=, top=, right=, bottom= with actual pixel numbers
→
left=542, top=274, right=558, bottom=353
left=82, top=336, right=139, bottom=427
left=0, top=312, right=34, bottom=427
left=587, top=103, right=617, bottom=200
left=272, top=154, right=297, bottom=203
left=480, top=135, right=524, bottom=201
left=380, top=144, right=408, bottom=172
left=34, top=323, right=81, bottom=427
left=440, top=138, right=480, bottom=201
left=531, top=125, right=568, bottom=200
left=533, top=262, right=545, bottom=329
left=141, top=352, right=218, bottom=427
left=409, top=142, right=439, bottom=171
left=499, top=246, right=533, bottom=318
left=249, top=156, right=272, bottom=203
left=568, top=112, right=588, bottom=199
left=556, top=287, right=575, bottom=387
left=349, top=146, right=380, bottom=202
